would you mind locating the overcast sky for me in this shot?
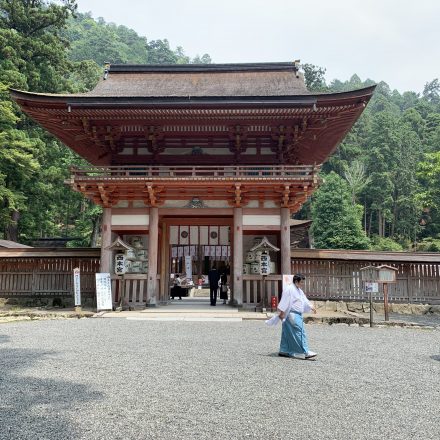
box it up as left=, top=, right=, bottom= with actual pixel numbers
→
left=76, top=0, right=439, bottom=93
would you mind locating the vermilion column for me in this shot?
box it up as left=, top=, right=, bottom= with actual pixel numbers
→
left=233, top=207, right=243, bottom=305
left=147, top=207, right=159, bottom=306
left=100, top=208, right=112, bottom=273
left=280, top=208, right=291, bottom=275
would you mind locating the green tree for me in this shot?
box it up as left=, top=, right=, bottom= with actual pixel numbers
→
left=422, top=79, right=440, bottom=105
left=343, top=160, right=371, bottom=204
left=302, top=63, right=327, bottom=92
left=146, top=39, right=178, bottom=64
left=418, top=152, right=440, bottom=237
left=311, top=172, right=370, bottom=249
left=0, top=0, right=90, bottom=241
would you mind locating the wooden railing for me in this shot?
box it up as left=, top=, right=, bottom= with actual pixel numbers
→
left=70, top=165, right=319, bottom=181
left=243, top=275, right=282, bottom=307
left=291, top=249, right=440, bottom=304
left=111, top=274, right=160, bottom=307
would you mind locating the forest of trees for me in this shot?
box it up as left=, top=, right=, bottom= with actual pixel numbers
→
left=0, top=0, right=439, bottom=251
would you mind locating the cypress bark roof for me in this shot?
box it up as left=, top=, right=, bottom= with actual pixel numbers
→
left=86, top=63, right=310, bottom=98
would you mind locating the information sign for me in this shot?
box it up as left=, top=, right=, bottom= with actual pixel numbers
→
left=365, top=282, right=379, bottom=293
left=73, top=267, right=81, bottom=306
left=95, top=273, right=113, bottom=311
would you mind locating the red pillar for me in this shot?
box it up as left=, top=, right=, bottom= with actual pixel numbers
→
left=100, top=207, right=112, bottom=273
left=233, top=207, right=243, bottom=305
left=147, top=207, right=159, bottom=306
left=280, top=208, right=291, bottom=275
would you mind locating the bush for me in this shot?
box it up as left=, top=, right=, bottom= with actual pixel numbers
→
left=416, top=237, right=440, bottom=252
left=370, top=236, right=404, bottom=251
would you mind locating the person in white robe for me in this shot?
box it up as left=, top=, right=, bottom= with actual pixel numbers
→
left=277, top=274, right=318, bottom=359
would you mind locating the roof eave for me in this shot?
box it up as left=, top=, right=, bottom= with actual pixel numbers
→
left=10, top=85, right=376, bottom=108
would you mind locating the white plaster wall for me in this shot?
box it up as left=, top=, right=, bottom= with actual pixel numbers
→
left=243, top=215, right=280, bottom=226
left=111, top=214, right=149, bottom=226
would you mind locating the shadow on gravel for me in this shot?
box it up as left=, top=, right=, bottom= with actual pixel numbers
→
left=430, top=355, right=440, bottom=362
left=0, top=347, right=103, bottom=439
left=0, top=334, right=10, bottom=344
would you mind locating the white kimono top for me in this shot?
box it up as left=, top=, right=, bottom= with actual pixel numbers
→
left=278, top=284, right=313, bottom=315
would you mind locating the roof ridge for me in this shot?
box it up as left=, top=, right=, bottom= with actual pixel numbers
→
left=108, top=62, right=300, bottom=73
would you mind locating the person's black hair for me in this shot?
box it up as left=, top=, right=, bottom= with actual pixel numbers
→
left=293, top=273, right=305, bottom=283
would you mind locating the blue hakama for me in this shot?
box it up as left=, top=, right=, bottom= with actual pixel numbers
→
left=279, top=311, right=309, bottom=356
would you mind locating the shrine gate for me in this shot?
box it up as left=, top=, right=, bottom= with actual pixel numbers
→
left=12, top=62, right=374, bottom=307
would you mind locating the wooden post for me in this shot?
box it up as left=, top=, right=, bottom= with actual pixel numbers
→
left=100, top=208, right=112, bottom=273
left=233, top=207, right=243, bottom=305
left=280, top=208, right=291, bottom=275
left=383, top=282, right=389, bottom=321
left=147, top=207, right=159, bottom=306
left=159, top=221, right=165, bottom=303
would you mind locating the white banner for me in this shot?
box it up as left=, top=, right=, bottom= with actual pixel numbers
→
left=184, top=255, right=192, bottom=280
left=73, top=267, right=81, bottom=306
left=95, top=273, right=113, bottom=311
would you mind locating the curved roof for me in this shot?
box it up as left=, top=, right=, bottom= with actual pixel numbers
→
left=10, top=62, right=375, bottom=166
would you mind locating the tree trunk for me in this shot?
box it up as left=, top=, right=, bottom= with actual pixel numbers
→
left=368, top=210, right=373, bottom=237
left=5, top=210, right=20, bottom=242
left=364, top=197, right=367, bottom=233
left=90, top=213, right=102, bottom=247
left=378, top=210, right=383, bottom=237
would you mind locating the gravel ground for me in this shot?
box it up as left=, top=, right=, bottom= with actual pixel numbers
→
left=0, top=319, right=439, bottom=440
left=387, top=313, right=440, bottom=327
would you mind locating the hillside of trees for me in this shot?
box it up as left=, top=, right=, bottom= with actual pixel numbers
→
left=0, top=0, right=439, bottom=251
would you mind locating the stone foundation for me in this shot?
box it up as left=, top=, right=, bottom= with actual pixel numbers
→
left=313, top=300, right=440, bottom=315
left=1, top=296, right=96, bottom=308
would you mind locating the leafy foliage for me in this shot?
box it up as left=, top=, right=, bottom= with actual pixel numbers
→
left=0, top=3, right=212, bottom=245
left=301, top=62, right=439, bottom=250
left=369, top=236, right=404, bottom=252
left=63, top=12, right=211, bottom=66
left=310, top=172, right=370, bottom=249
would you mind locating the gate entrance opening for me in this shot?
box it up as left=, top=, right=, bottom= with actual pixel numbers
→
left=166, top=221, right=231, bottom=302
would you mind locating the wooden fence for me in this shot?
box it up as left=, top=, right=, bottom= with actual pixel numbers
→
left=292, top=249, right=440, bottom=304
left=0, top=248, right=100, bottom=303
left=1, top=248, right=440, bottom=305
